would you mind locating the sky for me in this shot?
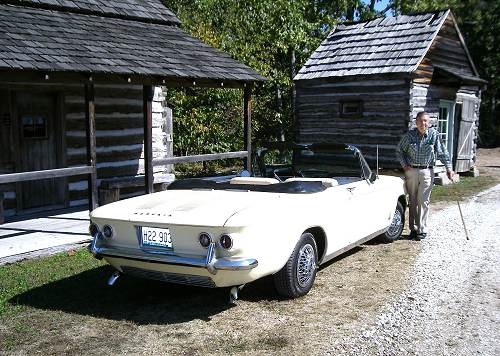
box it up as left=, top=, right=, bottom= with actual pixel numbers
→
left=361, top=0, right=391, bottom=13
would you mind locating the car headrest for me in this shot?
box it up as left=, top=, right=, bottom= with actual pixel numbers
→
left=230, top=177, right=280, bottom=185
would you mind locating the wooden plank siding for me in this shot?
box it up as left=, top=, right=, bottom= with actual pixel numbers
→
left=426, top=15, right=475, bottom=76
left=414, top=14, right=475, bottom=86
left=295, top=74, right=411, bottom=167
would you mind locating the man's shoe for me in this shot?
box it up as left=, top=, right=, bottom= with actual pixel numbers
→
left=409, top=231, right=417, bottom=240
left=417, top=233, right=427, bottom=240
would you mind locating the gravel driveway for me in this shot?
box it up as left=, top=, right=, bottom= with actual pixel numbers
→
left=329, top=183, right=500, bottom=355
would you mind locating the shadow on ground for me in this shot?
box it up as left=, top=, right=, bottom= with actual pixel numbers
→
left=9, top=244, right=369, bottom=324
left=9, top=265, right=243, bottom=325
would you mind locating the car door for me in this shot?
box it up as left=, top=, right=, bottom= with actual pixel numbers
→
left=320, top=185, right=360, bottom=255
left=342, top=178, right=380, bottom=242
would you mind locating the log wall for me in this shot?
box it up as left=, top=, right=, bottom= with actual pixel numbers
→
left=295, top=74, right=411, bottom=168
left=67, top=85, right=171, bottom=206
left=0, top=84, right=171, bottom=217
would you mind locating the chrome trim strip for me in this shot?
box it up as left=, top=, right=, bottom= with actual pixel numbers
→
left=320, top=227, right=387, bottom=264
left=213, top=257, right=258, bottom=270
left=90, top=243, right=258, bottom=271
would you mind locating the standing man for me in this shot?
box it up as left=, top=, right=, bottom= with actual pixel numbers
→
left=396, top=111, right=454, bottom=240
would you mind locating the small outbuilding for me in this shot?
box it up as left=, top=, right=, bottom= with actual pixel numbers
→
left=0, top=0, right=264, bottom=223
left=295, top=9, right=487, bottom=172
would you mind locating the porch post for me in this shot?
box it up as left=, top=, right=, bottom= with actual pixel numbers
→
left=244, top=84, right=253, bottom=173
left=85, top=84, right=98, bottom=211
left=0, top=192, right=4, bottom=225
left=143, top=85, right=154, bottom=193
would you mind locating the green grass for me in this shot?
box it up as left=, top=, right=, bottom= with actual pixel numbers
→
left=431, top=174, right=499, bottom=202
left=0, top=249, right=103, bottom=317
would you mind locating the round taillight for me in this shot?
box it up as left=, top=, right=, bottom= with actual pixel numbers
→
left=89, top=223, right=99, bottom=237
left=219, top=234, right=233, bottom=250
left=199, top=233, right=212, bottom=248
left=102, top=225, right=114, bottom=239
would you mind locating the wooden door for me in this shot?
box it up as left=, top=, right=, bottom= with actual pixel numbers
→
left=0, top=90, right=12, bottom=172
left=455, top=97, right=477, bottom=172
left=17, top=92, right=64, bottom=210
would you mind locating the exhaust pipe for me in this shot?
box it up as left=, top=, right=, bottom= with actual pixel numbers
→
left=107, top=270, right=121, bottom=286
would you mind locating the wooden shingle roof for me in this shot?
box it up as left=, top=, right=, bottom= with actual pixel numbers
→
left=0, top=0, right=265, bottom=85
left=295, top=10, right=449, bottom=80
left=10, top=0, right=181, bottom=25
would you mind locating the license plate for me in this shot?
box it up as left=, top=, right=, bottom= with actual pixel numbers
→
left=140, top=226, right=172, bottom=249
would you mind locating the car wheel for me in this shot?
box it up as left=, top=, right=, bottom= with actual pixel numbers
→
left=273, top=232, right=318, bottom=298
left=378, top=201, right=404, bottom=242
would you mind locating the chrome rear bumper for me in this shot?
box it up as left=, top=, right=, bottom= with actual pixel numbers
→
left=89, top=234, right=258, bottom=275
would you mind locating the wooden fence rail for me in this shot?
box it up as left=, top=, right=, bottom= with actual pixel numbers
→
left=153, top=151, right=248, bottom=165
left=0, top=165, right=95, bottom=224
left=0, top=166, right=94, bottom=184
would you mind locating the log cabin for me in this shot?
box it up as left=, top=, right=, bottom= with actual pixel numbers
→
left=295, top=9, right=487, bottom=173
left=0, top=0, right=264, bottom=223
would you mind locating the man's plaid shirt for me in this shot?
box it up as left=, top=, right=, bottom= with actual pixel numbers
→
left=396, top=127, right=452, bottom=169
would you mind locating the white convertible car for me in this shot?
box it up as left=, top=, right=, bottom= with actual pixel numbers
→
left=89, top=143, right=406, bottom=301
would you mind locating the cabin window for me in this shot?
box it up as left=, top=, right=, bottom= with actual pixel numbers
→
left=340, top=100, right=363, bottom=118
left=22, top=115, right=48, bottom=139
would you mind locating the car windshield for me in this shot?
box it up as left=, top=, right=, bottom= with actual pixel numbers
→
left=169, top=143, right=372, bottom=193
left=293, top=147, right=362, bottom=177
left=255, top=143, right=370, bottom=179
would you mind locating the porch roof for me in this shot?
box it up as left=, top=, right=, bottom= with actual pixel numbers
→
left=433, top=66, right=488, bottom=86
left=8, top=0, right=181, bottom=25
left=0, top=2, right=265, bottom=87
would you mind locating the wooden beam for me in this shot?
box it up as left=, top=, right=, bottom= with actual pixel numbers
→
left=57, top=91, right=70, bottom=208
left=10, top=91, right=22, bottom=213
left=0, top=69, right=254, bottom=88
left=244, top=84, right=253, bottom=173
left=153, top=151, right=248, bottom=165
left=0, top=166, right=93, bottom=184
left=143, top=85, right=154, bottom=194
left=85, top=84, right=98, bottom=211
left=0, top=192, right=4, bottom=225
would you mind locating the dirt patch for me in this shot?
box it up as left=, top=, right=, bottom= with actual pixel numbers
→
left=476, top=147, right=500, bottom=177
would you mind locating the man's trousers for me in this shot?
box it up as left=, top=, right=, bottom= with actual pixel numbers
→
left=405, top=167, right=434, bottom=234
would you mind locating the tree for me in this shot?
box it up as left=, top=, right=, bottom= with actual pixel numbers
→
left=163, top=0, right=341, bottom=149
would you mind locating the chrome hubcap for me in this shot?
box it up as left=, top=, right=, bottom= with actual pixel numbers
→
left=387, top=209, right=403, bottom=236
left=297, top=244, right=316, bottom=287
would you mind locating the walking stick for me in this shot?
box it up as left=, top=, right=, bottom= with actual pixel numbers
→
left=457, top=200, right=469, bottom=240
